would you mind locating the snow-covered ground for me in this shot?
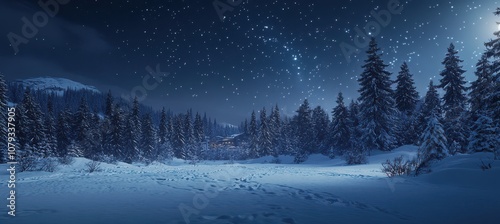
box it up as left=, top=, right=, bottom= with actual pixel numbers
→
left=1, top=146, right=499, bottom=224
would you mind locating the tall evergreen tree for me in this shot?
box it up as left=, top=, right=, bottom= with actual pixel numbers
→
left=43, top=97, right=57, bottom=157
left=258, top=107, right=272, bottom=156
left=269, top=104, right=281, bottom=158
left=439, top=43, right=467, bottom=112
left=484, top=8, right=500, bottom=126
left=193, top=112, right=206, bottom=158
left=294, top=99, right=313, bottom=163
left=56, top=108, right=72, bottom=157
left=172, top=114, right=185, bottom=159
left=111, top=104, right=126, bottom=159
left=75, top=97, right=93, bottom=158
left=357, top=37, right=397, bottom=151
left=418, top=111, right=448, bottom=166
left=183, top=111, right=196, bottom=162
left=248, top=111, right=259, bottom=158
left=331, top=92, right=351, bottom=154
left=469, top=52, right=493, bottom=116
left=124, top=97, right=142, bottom=162
left=312, top=106, right=330, bottom=154
left=158, top=107, right=168, bottom=144
left=416, top=81, right=442, bottom=139
left=395, top=62, right=419, bottom=115
left=141, top=113, right=156, bottom=162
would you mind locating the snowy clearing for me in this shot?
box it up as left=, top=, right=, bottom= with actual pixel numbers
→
left=1, top=146, right=499, bottom=224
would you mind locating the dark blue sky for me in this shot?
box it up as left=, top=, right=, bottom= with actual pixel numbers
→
left=1, top=0, right=499, bottom=124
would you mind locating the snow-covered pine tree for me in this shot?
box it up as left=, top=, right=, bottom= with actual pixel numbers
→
left=395, top=62, right=420, bottom=115
left=105, top=90, right=113, bottom=117
left=123, top=97, right=142, bottom=163
left=357, top=37, right=397, bottom=152
left=269, top=104, right=282, bottom=160
left=467, top=51, right=499, bottom=154
left=248, top=111, right=259, bottom=158
left=172, top=114, right=185, bottom=159
left=469, top=52, right=493, bottom=116
left=279, top=116, right=298, bottom=156
left=312, top=106, right=329, bottom=154
left=183, top=110, right=197, bottom=163
left=485, top=8, right=500, bottom=127
left=331, top=92, right=351, bottom=155
left=294, top=99, right=313, bottom=163
left=111, top=104, right=126, bottom=160
left=74, top=97, right=93, bottom=158
left=418, top=111, right=448, bottom=166
left=158, top=107, right=168, bottom=144
left=193, top=112, right=205, bottom=159
left=43, top=97, right=57, bottom=158
left=439, top=43, right=468, bottom=153
left=141, top=113, right=156, bottom=162
left=258, top=107, right=272, bottom=156
left=56, top=108, right=72, bottom=157
left=0, top=74, right=7, bottom=163
left=393, top=62, right=420, bottom=145
left=21, top=88, right=47, bottom=157
left=416, top=81, right=442, bottom=140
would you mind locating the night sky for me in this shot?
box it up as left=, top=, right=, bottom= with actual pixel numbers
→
left=1, top=0, right=499, bottom=124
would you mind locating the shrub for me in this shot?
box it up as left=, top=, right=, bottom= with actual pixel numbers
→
left=85, top=160, right=102, bottom=173
left=40, top=158, right=58, bottom=172
left=18, top=156, right=38, bottom=172
left=381, top=155, right=418, bottom=177
left=58, top=155, right=74, bottom=165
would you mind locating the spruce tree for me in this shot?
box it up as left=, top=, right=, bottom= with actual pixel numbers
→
left=248, top=111, right=259, bottom=158
left=259, top=107, right=272, bottom=156
left=124, top=97, right=142, bottom=162
left=331, top=92, right=351, bottom=154
left=312, top=106, right=329, bottom=154
left=269, top=104, right=282, bottom=159
left=43, top=97, right=57, bottom=157
left=172, top=114, right=185, bottom=159
left=416, top=81, right=442, bottom=139
left=294, top=99, right=313, bottom=163
left=357, top=37, right=397, bottom=151
left=111, top=104, right=126, bottom=160
left=395, top=62, right=420, bottom=115
left=141, top=114, right=156, bottom=162
left=75, top=97, right=93, bottom=158
left=485, top=8, right=500, bottom=126
left=159, top=107, right=168, bottom=144
left=56, top=108, right=72, bottom=157
left=469, top=52, right=493, bottom=116
left=193, top=112, right=205, bottom=159
left=418, top=111, right=448, bottom=166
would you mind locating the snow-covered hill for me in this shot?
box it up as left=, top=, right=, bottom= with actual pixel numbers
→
left=0, top=146, right=498, bottom=223
left=13, top=77, right=100, bottom=95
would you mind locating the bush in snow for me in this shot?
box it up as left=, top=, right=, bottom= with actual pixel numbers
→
left=381, top=155, right=418, bottom=177
left=85, top=160, right=102, bottom=173
left=58, top=155, right=75, bottom=165
left=18, top=156, right=38, bottom=172
left=479, top=159, right=493, bottom=171
left=39, top=158, right=59, bottom=172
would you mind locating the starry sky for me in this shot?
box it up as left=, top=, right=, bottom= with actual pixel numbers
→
left=1, top=0, right=499, bottom=124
